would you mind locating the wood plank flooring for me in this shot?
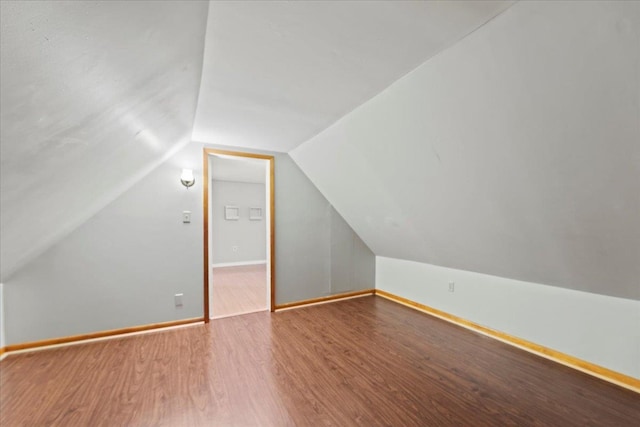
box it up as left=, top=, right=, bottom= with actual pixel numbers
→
left=1, top=296, right=638, bottom=426
left=211, top=264, right=267, bottom=318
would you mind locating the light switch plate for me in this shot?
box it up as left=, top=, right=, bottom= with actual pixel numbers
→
left=182, top=211, right=191, bottom=223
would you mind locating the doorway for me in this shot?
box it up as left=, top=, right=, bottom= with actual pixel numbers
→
left=203, top=149, right=275, bottom=321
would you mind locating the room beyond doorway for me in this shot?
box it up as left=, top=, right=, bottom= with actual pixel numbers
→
left=203, top=148, right=275, bottom=321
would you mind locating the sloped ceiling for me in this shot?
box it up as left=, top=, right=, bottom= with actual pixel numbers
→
left=0, top=0, right=208, bottom=280
left=291, top=1, right=640, bottom=300
left=192, top=0, right=513, bottom=152
left=5, top=0, right=634, bottom=304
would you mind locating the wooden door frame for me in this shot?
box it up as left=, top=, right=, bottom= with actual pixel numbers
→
left=202, top=148, right=276, bottom=322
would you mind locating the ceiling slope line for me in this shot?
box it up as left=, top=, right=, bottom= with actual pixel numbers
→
left=288, top=1, right=517, bottom=155
left=0, top=1, right=209, bottom=281
left=192, top=1, right=515, bottom=152
left=288, top=0, right=640, bottom=300
left=2, top=138, right=192, bottom=282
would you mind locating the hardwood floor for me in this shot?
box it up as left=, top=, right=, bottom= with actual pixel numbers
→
left=211, top=264, right=267, bottom=318
left=1, top=296, right=638, bottom=426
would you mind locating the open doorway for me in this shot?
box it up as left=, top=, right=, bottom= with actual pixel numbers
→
left=203, top=149, right=275, bottom=320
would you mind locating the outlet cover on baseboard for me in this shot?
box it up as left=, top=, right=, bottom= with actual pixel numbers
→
left=175, top=293, right=184, bottom=307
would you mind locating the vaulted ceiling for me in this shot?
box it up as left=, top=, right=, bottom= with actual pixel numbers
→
left=0, top=0, right=208, bottom=279
left=1, top=0, right=512, bottom=280
left=192, top=0, right=513, bottom=151
left=3, top=1, right=637, bottom=301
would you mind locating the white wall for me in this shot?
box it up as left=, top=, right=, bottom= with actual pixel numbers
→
left=377, top=257, right=640, bottom=379
left=273, top=153, right=375, bottom=304
left=291, top=0, right=640, bottom=300
left=3, top=142, right=375, bottom=345
left=4, top=143, right=204, bottom=345
left=211, top=180, right=266, bottom=265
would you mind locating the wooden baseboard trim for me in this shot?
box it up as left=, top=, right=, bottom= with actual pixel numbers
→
left=374, top=289, right=640, bottom=393
left=275, top=289, right=375, bottom=311
left=1, top=317, right=204, bottom=358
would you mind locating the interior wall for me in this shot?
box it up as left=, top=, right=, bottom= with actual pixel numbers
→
left=4, top=143, right=203, bottom=345
left=290, top=0, right=640, bottom=300
left=376, top=257, right=640, bottom=379
left=211, top=180, right=266, bottom=265
left=3, top=142, right=375, bottom=346
left=270, top=152, right=376, bottom=304
left=330, top=207, right=376, bottom=295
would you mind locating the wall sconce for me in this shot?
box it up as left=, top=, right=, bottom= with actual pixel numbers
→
left=180, top=169, right=195, bottom=189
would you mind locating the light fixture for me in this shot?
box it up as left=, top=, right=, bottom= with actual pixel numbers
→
left=180, top=168, right=195, bottom=188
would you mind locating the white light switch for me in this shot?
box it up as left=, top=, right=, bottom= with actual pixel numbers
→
left=175, top=293, right=183, bottom=306
left=182, top=211, right=191, bottom=223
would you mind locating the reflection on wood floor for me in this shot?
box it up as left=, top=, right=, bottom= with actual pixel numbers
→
left=211, top=263, right=267, bottom=319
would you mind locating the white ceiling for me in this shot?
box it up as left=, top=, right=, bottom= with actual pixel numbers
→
left=192, top=0, right=513, bottom=152
left=0, top=0, right=516, bottom=281
left=211, top=155, right=266, bottom=184
left=4, top=0, right=634, bottom=301
left=0, top=0, right=208, bottom=280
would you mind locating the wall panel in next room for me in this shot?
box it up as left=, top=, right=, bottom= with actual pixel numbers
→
left=211, top=180, right=266, bottom=265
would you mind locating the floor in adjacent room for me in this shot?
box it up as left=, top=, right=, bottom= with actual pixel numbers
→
left=1, top=296, right=638, bottom=426
left=211, top=263, right=267, bottom=318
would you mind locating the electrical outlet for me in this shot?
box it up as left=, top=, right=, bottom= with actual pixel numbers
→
left=448, top=281, right=455, bottom=292
left=174, top=293, right=184, bottom=307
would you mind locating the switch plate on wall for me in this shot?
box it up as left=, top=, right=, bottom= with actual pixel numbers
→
left=182, top=211, right=191, bottom=223
left=448, top=281, right=455, bottom=292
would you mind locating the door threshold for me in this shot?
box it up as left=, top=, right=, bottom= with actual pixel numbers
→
left=210, top=308, right=269, bottom=320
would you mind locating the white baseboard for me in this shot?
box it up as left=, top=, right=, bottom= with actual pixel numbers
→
left=376, top=256, right=640, bottom=380
left=212, top=260, right=266, bottom=268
